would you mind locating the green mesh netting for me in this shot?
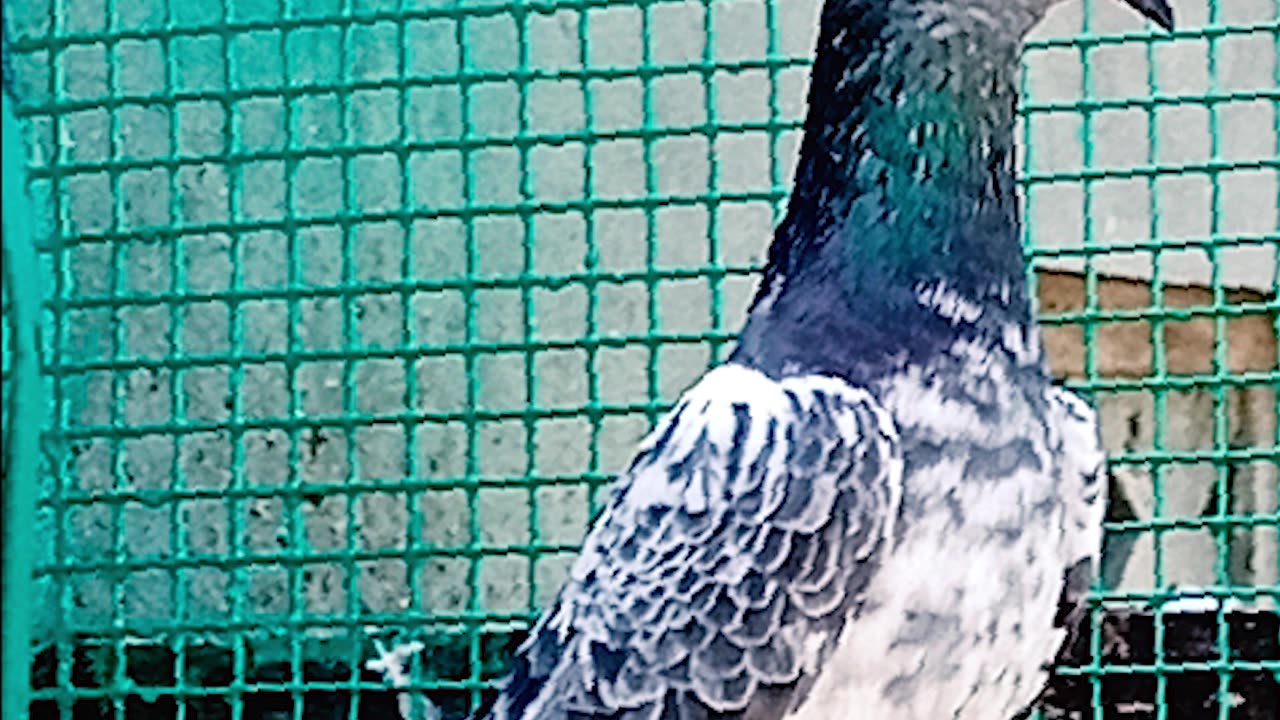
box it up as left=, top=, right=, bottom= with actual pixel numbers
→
left=3, top=0, right=1277, bottom=718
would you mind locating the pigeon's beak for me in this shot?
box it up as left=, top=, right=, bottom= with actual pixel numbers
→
left=1123, top=0, right=1175, bottom=30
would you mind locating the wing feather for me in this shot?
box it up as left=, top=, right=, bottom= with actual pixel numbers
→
left=1042, top=388, right=1107, bottom=656
left=484, top=364, right=903, bottom=720
left=1046, top=387, right=1106, bottom=578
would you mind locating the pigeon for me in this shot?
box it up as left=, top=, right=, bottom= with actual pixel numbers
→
left=481, top=1, right=1173, bottom=719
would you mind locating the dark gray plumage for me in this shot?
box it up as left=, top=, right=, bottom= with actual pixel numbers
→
left=481, top=1, right=1174, bottom=719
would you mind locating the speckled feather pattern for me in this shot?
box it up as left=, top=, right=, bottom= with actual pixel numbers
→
left=483, top=347, right=1104, bottom=720
left=485, top=366, right=904, bottom=719
left=786, top=345, right=1105, bottom=719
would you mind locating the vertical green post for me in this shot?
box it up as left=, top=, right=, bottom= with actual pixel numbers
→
left=2, top=87, right=43, bottom=720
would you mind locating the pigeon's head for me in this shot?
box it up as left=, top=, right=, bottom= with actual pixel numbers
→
left=1118, top=0, right=1175, bottom=29
left=962, top=0, right=1175, bottom=32
left=1035, top=0, right=1174, bottom=29
left=827, top=0, right=1175, bottom=48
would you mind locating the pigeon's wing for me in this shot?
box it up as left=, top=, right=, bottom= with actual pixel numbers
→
left=1046, top=387, right=1107, bottom=645
left=484, top=364, right=903, bottom=720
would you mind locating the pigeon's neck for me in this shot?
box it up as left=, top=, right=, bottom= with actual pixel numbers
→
left=754, top=1, right=1040, bottom=337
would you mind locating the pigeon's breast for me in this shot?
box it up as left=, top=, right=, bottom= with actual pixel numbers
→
left=786, top=366, right=1074, bottom=720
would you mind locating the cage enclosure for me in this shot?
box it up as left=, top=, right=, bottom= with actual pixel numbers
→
left=1, top=0, right=1277, bottom=718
